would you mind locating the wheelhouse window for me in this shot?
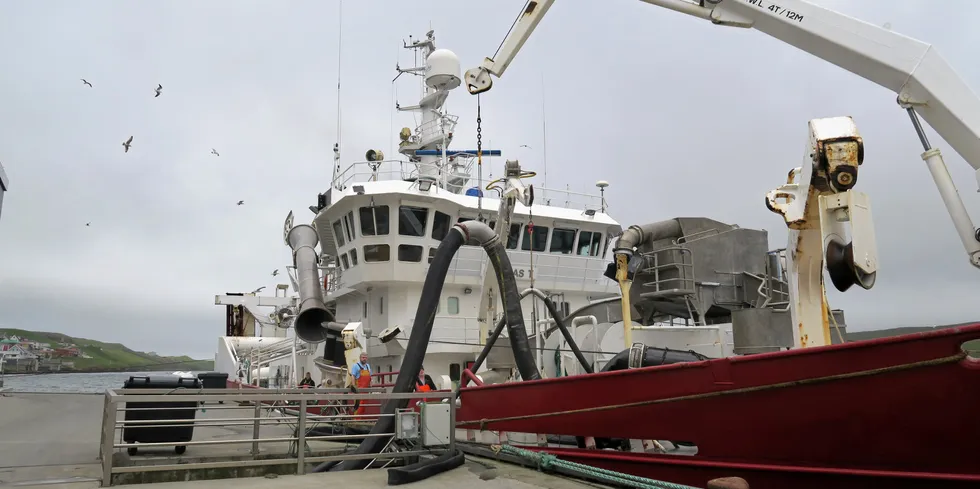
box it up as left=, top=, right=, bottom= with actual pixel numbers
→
left=431, top=211, right=452, bottom=241
left=506, top=224, right=521, bottom=249
left=344, top=211, right=356, bottom=242
left=427, top=248, right=437, bottom=264
left=550, top=228, right=576, bottom=254
left=447, top=296, right=460, bottom=315
left=349, top=249, right=358, bottom=266
left=364, top=244, right=390, bottom=262
left=340, top=253, right=350, bottom=270
left=521, top=225, right=549, bottom=252
left=332, top=220, right=346, bottom=247
left=359, top=205, right=390, bottom=236
left=397, top=244, right=424, bottom=262
left=449, top=363, right=461, bottom=382
left=578, top=231, right=604, bottom=257
left=399, top=205, right=428, bottom=237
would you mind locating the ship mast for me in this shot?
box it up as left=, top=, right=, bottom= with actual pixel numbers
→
left=394, top=31, right=460, bottom=190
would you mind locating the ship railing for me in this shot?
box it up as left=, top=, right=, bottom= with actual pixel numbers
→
left=450, top=250, right=613, bottom=289
left=332, top=159, right=415, bottom=189
left=318, top=264, right=343, bottom=293
left=507, top=253, right=615, bottom=289
left=332, top=160, right=465, bottom=190
left=427, top=316, right=485, bottom=346
left=331, top=160, right=609, bottom=212
left=411, top=114, right=459, bottom=143
left=637, top=246, right=697, bottom=297
left=510, top=185, right=606, bottom=213
left=98, top=387, right=457, bottom=486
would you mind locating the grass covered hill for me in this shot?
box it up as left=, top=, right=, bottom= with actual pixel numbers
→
left=846, top=322, right=980, bottom=355
left=0, top=328, right=213, bottom=372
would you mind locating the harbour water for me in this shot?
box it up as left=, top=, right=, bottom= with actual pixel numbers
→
left=1, top=371, right=197, bottom=393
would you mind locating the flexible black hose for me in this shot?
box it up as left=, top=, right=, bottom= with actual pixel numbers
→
left=314, top=227, right=466, bottom=473
left=538, top=296, right=593, bottom=374
left=465, top=292, right=591, bottom=392
left=483, top=236, right=540, bottom=381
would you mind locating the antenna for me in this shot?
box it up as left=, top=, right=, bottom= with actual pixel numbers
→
left=596, top=180, right=609, bottom=213
left=541, top=73, right=549, bottom=205
left=332, top=0, right=344, bottom=184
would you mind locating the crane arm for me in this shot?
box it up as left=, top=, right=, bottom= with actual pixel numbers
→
left=464, top=0, right=555, bottom=96
left=470, top=0, right=980, bottom=177
left=466, top=0, right=980, bottom=266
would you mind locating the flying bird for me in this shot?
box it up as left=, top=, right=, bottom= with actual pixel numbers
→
left=251, top=286, right=266, bottom=294
left=80, top=79, right=93, bottom=88
left=122, top=136, right=133, bottom=153
left=237, top=200, right=244, bottom=206
left=271, top=269, right=279, bottom=277
left=85, top=222, right=91, bottom=227
left=154, top=84, right=163, bottom=97
left=211, top=148, right=219, bottom=156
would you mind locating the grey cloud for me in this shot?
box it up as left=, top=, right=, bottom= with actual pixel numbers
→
left=0, top=0, right=977, bottom=357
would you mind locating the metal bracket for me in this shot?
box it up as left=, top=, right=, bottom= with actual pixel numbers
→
left=628, top=342, right=646, bottom=369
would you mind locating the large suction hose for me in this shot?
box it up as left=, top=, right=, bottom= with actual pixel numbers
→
left=614, top=219, right=683, bottom=253
left=286, top=224, right=340, bottom=343
left=466, top=289, right=593, bottom=383
left=525, top=289, right=593, bottom=375
left=316, top=220, right=538, bottom=472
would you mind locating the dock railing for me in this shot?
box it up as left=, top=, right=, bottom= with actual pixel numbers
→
left=99, top=387, right=456, bottom=486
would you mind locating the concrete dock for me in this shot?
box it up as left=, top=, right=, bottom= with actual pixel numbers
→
left=0, top=392, right=349, bottom=487
left=0, top=392, right=628, bottom=489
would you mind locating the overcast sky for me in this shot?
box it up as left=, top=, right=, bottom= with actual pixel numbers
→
left=1, top=0, right=978, bottom=359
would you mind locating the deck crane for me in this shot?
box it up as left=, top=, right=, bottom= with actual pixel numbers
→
left=465, top=0, right=980, bottom=349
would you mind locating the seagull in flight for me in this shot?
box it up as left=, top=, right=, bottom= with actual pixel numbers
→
left=211, top=148, right=219, bottom=156
left=154, top=84, right=163, bottom=98
left=122, top=136, right=133, bottom=153
left=85, top=222, right=91, bottom=227
left=251, top=286, right=266, bottom=294
left=80, top=79, right=93, bottom=88
left=519, top=144, right=532, bottom=149
left=271, top=269, right=279, bottom=277
left=237, top=200, right=245, bottom=206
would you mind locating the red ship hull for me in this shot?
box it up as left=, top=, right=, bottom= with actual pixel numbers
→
left=457, top=323, right=980, bottom=489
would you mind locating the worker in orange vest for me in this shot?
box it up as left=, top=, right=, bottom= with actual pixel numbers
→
left=415, top=366, right=437, bottom=392
left=350, top=352, right=372, bottom=415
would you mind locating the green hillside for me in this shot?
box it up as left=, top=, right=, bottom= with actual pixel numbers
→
left=846, top=323, right=980, bottom=355
left=0, top=328, right=213, bottom=372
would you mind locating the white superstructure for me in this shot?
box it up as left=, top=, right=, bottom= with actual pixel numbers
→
left=308, top=31, right=621, bottom=389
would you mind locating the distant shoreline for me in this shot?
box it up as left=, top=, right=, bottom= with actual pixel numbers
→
left=3, top=367, right=209, bottom=376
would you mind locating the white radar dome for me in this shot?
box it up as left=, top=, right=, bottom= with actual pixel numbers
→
left=425, top=49, right=461, bottom=91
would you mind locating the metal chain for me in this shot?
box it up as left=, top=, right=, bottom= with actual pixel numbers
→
left=477, top=94, right=485, bottom=222
left=476, top=94, right=483, bottom=161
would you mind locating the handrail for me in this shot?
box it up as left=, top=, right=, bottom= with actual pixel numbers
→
left=99, top=387, right=456, bottom=485
left=328, top=160, right=609, bottom=211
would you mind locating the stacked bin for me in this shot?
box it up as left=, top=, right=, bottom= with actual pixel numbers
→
left=196, top=372, right=229, bottom=404
left=122, top=375, right=200, bottom=455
